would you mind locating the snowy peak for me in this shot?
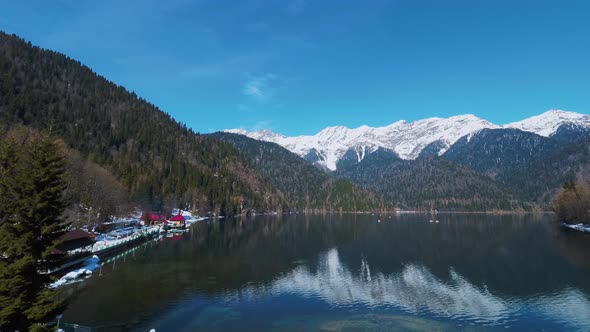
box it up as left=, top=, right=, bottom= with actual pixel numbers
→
left=504, top=109, right=590, bottom=137
left=225, top=128, right=248, bottom=135
left=225, top=114, right=497, bottom=171
left=223, top=110, right=589, bottom=171
left=225, top=128, right=286, bottom=141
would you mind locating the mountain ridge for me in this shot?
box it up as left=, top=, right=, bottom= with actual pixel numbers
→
left=209, top=132, right=388, bottom=212
left=335, top=152, right=527, bottom=211
left=0, top=31, right=393, bottom=215
left=0, top=31, right=285, bottom=215
left=226, top=110, right=590, bottom=171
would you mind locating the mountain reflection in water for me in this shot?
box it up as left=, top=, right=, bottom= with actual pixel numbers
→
left=228, top=248, right=590, bottom=329
left=62, top=214, right=590, bottom=331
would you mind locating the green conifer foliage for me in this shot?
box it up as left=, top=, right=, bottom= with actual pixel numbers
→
left=0, top=131, right=68, bottom=331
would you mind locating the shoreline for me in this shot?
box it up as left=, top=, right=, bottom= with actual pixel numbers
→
left=234, top=210, right=554, bottom=217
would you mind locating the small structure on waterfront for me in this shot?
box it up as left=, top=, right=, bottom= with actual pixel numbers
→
left=141, top=212, right=166, bottom=226
left=54, top=230, right=96, bottom=255
left=168, top=213, right=186, bottom=228
left=45, top=230, right=96, bottom=274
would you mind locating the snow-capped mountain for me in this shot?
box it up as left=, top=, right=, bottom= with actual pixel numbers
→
left=225, top=110, right=589, bottom=171
left=504, top=109, right=590, bottom=137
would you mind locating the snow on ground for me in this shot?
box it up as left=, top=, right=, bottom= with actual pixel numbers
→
left=103, top=217, right=140, bottom=225
left=103, top=210, right=208, bottom=229
left=50, top=255, right=101, bottom=289
left=171, top=209, right=208, bottom=225
left=92, top=226, right=160, bottom=253
left=562, top=223, right=590, bottom=233
left=48, top=211, right=206, bottom=290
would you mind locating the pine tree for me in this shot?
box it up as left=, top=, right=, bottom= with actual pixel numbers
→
left=0, top=131, right=69, bottom=331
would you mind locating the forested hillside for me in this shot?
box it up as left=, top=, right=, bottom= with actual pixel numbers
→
left=336, top=149, right=527, bottom=211
left=442, top=128, right=590, bottom=204
left=3, top=31, right=587, bottom=214
left=0, top=32, right=287, bottom=216
left=442, top=129, right=558, bottom=181
left=210, top=132, right=386, bottom=212
left=0, top=32, right=393, bottom=216
left=503, top=136, right=590, bottom=203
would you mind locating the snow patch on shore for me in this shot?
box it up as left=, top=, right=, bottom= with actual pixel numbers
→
left=171, top=209, right=208, bottom=225
left=50, top=255, right=101, bottom=289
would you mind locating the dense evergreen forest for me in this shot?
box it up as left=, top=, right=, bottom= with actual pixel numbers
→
left=442, top=128, right=590, bottom=205
left=0, top=31, right=290, bottom=217
left=502, top=136, right=590, bottom=204
left=442, top=128, right=559, bottom=182
left=0, top=32, right=391, bottom=217
left=2, top=31, right=588, bottom=215
left=0, top=130, right=68, bottom=331
left=331, top=128, right=590, bottom=211
left=210, top=133, right=387, bottom=212
left=336, top=148, right=528, bottom=211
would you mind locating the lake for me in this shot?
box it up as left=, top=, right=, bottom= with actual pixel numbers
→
left=62, top=214, right=590, bottom=331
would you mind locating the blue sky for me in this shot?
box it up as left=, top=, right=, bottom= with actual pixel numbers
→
left=1, top=0, right=589, bottom=135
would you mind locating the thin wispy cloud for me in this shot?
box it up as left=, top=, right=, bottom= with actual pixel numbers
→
left=243, top=73, right=278, bottom=103
left=244, top=83, right=263, bottom=98
left=6, top=0, right=585, bottom=135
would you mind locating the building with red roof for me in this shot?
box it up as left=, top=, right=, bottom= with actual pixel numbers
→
left=168, top=213, right=186, bottom=228
left=141, top=212, right=166, bottom=226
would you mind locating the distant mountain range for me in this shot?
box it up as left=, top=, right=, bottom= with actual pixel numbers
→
left=3, top=31, right=589, bottom=212
left=209, top=132, right=385, bottom=212
left=0, top=31, right=383, bottom=215
left=226, top=110, right=590, bottom=171
left=224, top=111, right=590, bottom=209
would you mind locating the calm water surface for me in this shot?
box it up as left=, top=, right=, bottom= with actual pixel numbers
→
left=62, top=214, right=590, bottom=331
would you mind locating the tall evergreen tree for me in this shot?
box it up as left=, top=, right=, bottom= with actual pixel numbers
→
left=0, top=31, right=286, bottom=215
left=0, top=131, right=69, bottom=331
